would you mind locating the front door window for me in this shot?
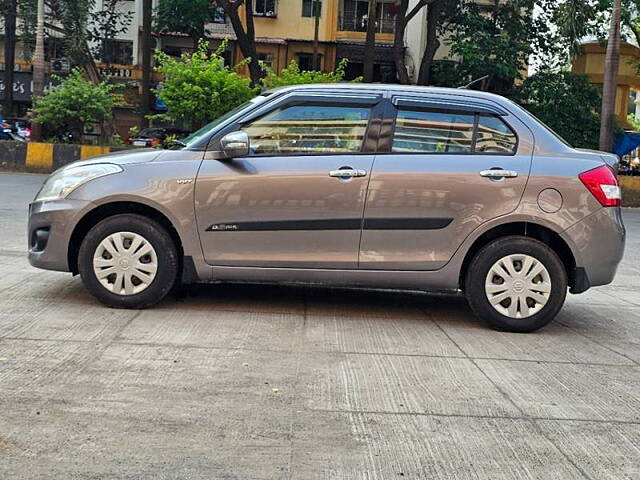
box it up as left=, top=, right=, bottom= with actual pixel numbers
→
left=242, top=104, right=371, bottom=155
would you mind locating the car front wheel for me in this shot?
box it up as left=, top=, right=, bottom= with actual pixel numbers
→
left=464, top=236, right=567, bottom=332
left=78, top=214, right=178, bottom=309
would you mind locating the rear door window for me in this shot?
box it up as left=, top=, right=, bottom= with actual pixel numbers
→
left=392, top=109, right=475, bottom=153
left=390, top=105, right=518, bottom=155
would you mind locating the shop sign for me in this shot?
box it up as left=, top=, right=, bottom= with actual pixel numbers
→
left=0, top=72, right=57, bottom=102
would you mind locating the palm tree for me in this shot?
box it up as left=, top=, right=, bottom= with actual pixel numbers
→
left=30, top=0, right=45, bottom=141
left=3, top=0, right=17, bottom=118
left=140, top=0, right=152, bottom=128
left=600, top=0, right=622, bottom=152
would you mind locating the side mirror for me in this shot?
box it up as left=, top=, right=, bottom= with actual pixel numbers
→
left=220, top=131, right=249, bottom=159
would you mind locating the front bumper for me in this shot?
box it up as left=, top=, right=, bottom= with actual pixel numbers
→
left=28, top=199, right=94, bottom=272
left=562, top=207, right=626, bottom=290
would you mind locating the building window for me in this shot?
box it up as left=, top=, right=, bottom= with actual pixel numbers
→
left=339, top=0, right=394, bottom=33
left=102, top=40, right=133, bottom=65
left=242, top=104, right=371, bottom=155
left=257, top=52, right=274, bottom=69
left=221, top=49, right=233, bottom=67
left=255, top=0, right=277, bottom=17
left=212, top=6, right=226, bottom=23
left=44, top=37, right=66, bottom=62
left=302, top=0, right=321, bottom=17
left=297, top=53, right=321, bottom=71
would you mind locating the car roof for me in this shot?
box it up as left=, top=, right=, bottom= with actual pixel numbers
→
left=264, top=83, right=510, bottom=103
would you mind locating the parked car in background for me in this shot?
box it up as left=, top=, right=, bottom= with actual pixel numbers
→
left=27, top=84, right=625, bottom=332
left=127, top=127, right=191, bottom=148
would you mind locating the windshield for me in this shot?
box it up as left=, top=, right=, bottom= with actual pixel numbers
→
left=182, top=96, right=269, bottom=149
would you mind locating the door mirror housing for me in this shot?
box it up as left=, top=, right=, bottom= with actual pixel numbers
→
left=220, top=131, right=250, bottom=158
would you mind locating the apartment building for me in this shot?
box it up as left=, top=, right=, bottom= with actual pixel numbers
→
left=572, top=40, right=640, bottom=130
left=0, top=0, right=450, bottom=135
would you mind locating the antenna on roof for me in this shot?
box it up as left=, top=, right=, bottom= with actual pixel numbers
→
left=458, top=75, right=490, bottom=90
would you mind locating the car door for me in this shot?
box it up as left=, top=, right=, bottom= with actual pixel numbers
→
left=194, top=93, right=382, bottom=269
left=359, top=94, right=534, bottom=270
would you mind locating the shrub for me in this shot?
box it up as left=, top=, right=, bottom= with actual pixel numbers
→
left=261, top=59, right=358, bottom=89
left=33, top=69, right=123, bottom=144
left=152, top=40, right=258, bottom=130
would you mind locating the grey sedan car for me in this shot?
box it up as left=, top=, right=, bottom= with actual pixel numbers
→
left=28, top=84, right=625, bottom=332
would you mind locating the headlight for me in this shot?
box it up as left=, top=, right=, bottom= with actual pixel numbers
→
left=35, top=163, right=123, bottom=202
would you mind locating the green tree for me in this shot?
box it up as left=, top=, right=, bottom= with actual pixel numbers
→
left=155, top=0, right=213, bottom=51
left=17, top=0, right=36, bottom=59
left=33, top=69, right=123, bottom=144
left=438, top=0, right=558, bottom=93
left=515, top=71, right=602, bottom=149
left=261, top=59, right=357, bottom=89
left=152, top=41, right=258, bottom=130
left=88, top=0, right=133, bottom=63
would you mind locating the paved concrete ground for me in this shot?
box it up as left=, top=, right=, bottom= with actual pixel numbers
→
left=1, top=171, right=639, bottom=479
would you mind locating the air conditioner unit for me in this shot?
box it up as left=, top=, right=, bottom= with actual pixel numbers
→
left=50, top=58, right=70, bottom=73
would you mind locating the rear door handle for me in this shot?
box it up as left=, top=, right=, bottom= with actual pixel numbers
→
left=479, top=169, right=518, bottom=179
left=329, top=169, right=367, bottom=178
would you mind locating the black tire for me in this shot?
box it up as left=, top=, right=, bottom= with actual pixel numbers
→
left=78, top=214, right=178, bottom=309
left=464, top=236, right=567, bottom=333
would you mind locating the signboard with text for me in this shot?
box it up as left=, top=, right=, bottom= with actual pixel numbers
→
left=0, top=72, right=58, bottom=102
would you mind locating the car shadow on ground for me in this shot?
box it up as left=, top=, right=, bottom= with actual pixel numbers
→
left=171, top=282, right=472, bottom=317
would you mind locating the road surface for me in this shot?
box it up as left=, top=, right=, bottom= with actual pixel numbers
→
left=1, top=172, right=639, bottom=479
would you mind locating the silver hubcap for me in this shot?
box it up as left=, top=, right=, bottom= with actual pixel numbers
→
left=92, top=232, right=158, bottom=296
left=485, top=254, right=552, bottom=319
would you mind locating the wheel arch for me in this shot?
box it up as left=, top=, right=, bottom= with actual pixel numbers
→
left=458, top=222, right=577, bottom=292
left=68, top=201, right=184, bottom=275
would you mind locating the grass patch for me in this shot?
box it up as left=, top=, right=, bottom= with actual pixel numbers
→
left=620, top=176, right=640, bottom=207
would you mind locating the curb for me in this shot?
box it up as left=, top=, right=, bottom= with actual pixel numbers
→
left=0, top=141, right=118, bottom=173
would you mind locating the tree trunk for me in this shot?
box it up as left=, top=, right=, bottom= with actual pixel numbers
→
left=312, top=0, right=320, bottom=70
left=417, top=0, right=444, bottom=86
left=224, top=0, right=263, bottom=86
left=80, top=44, right=102, bottom=84
left=3, top=0, right=17, bottom=118
left=363, top=0, right=377, bottom=82
left=140, top=0, right=152, bottom=129
left=30, top=0, right=46, bottom=141
left=393, top=0, right=409, bottom=84
left=600, top=0, right=622, bottom=152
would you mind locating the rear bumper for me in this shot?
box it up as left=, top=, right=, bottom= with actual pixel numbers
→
left=27, top=199, right=93, bottom=272
left=562, top=207, right=625, bottom=290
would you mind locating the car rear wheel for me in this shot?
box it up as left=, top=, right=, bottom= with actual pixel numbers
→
left=78, top=214, right=178, bottom=309
left=464, top=236, right=567, bottom=332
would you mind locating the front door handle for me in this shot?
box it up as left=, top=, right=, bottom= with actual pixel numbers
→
left=479, top=169, right=518, bottom=179
left=329, top=168, right=367, bottom=178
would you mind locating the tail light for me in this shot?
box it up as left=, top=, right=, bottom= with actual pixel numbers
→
left=579, top=165, right=621, bottom=207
